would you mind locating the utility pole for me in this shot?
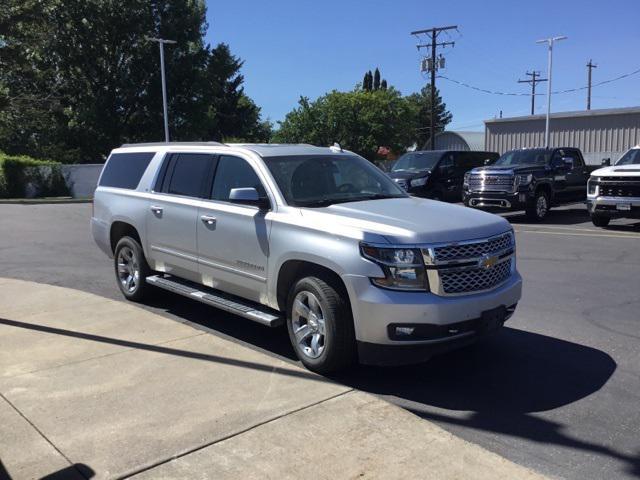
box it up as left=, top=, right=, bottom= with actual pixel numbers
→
left=536, top=35, right=567, bottom=148
left=411, top=25, right=457, bottom=150
left=518, top=71, right=547, bottom=115
left=586, top=59, right=597, bottom=110
left=147, top=37, right=177, bottom=142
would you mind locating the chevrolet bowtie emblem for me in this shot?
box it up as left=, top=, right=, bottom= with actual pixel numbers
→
left=479, top=254, right=499, bottom=269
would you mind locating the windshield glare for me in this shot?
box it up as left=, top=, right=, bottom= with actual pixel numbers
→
left=494, top=150, right=551, bottom=167
left=391, top=152, right=442, bottom=172
left=615, top=149, right=640, bottom=166
left=263, top=155, right=407, bottom=207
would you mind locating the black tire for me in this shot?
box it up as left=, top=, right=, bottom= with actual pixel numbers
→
left=591, top=214, right=610, bottom=228
left=114, top=236, right=152, bottom=302
left=286, top=275, right=356, bottom=374
left=525, top=190, right=550, bottom=222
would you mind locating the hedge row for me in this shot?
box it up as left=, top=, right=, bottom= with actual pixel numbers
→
left=0, top=153, right=70, bottom=198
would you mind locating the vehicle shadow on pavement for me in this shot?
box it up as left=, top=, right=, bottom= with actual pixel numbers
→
left=335, top=327, right=640, bottom=478
left=503, top=206, right=590, bottom=225
left=0, top=460, right=94, bottom=480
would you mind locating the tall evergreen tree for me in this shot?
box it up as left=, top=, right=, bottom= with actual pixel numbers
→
left=405, top=84, right=453, bottom=148
left=373, top=68, right=381, bottom=91
left=380, top=79, right=388, bottom=90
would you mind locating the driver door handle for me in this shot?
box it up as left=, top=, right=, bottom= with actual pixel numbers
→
left=200, top=215, right=217, bottom=226
left=150, top=205, right=163, bottom=214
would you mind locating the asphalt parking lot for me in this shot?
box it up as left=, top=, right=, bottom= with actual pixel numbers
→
left=1, top=202, right=639, bottom=480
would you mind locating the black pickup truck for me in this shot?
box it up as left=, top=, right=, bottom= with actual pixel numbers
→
left=463, top=147, right=598, bottom=221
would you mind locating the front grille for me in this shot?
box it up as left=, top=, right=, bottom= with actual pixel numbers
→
left=394, top=178, right=408, bottom=190
left=468, top=173, right=515, bottom=192
left=598, top=184, right=640, bottom=197
left=440, top=259, right=512, bottom=295
left=601, top=176, right=640, bottom=182
left=433, top=232, right=513, bottom=262
left=423, top=232, right=515, bottom=296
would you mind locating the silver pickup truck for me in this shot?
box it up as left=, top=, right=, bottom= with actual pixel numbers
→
left=92, top=142, right=522, bottom=372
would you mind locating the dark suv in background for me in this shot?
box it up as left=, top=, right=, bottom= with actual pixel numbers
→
left=388, top=150, right=499, bottom=201
left=463, top=147, right=598, bottom=221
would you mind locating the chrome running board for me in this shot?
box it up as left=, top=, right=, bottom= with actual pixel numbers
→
left=146, top=275, right=284, bottom=327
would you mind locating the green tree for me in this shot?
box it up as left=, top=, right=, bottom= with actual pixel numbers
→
left=373, top=68, right=381, bottom=91
left=0, top=0, right=269, bottom=162
left=405, top=84, right=452, bottom=148
left=273, top=88, right=417, bottom=159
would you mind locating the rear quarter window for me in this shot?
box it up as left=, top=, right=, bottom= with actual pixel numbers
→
left=99, top=152, right=155, bottom=189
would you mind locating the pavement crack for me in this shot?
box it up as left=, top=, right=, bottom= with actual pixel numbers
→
left=120, top=388, right=355, bottom=480
left=0, top=392, right=91, bottom=480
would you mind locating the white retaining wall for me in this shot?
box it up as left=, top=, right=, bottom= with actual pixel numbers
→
left=61, top=164, right=103, bottom=198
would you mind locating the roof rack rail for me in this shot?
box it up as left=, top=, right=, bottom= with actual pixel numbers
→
left=119, top=141, right=226, bottom=148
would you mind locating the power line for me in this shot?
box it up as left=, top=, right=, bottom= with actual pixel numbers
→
left=411, top=25, right=458, bottom=150
left=437, top=66, right=640, bottom=97
left=518, top=71, right=547, bottom=114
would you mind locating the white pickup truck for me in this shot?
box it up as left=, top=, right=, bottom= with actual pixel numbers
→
left=587, top=146, right=640, bottom=227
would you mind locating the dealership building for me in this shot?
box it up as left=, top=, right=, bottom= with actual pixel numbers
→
left=483, top=106, right=640, bottom=164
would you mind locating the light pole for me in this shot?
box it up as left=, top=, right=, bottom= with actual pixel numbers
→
left=536, top=35, right=567, bottom=148
left=147, top=37, right=177, bottom=142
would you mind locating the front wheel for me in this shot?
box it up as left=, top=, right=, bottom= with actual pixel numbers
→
left=591, top=214, right=610, bottom=228
left=525, top=190, right=550, bottom=221
left=286, top=276, right=355, bottom=374
left=114, top=236, right=152, bottom=302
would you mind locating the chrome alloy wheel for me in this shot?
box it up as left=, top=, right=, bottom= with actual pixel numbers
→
left=292, top=291, right=326, bottom=359
left=117, top=246, right=140, bottom=293
left=536, top=194, right=548, bottom=218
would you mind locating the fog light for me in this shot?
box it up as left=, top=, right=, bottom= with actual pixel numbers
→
left=395, top=326, right=415, bottom=336
left=519, top=193, right=527, bottom=202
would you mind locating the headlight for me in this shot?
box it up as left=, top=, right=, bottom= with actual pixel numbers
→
left=410, top=176, right=428, bottom=187
left=360, top=244, right=428, bottom=291
left=463, top=172, right=471, bottom=187
left=516, top=173, right=533, bottom=186
left=588, top=177, right=599, bottom=195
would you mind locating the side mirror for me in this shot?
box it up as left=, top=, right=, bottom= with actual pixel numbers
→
left=229, top=187, right=270, bottom=210
left=551, top=157, right=569, bottom=169
left=601, top=158, right=611, bottom=166
left=562, top=157, right=574, bottom=168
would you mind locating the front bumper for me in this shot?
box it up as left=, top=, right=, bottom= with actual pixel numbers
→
left=463, top=189, right=532, bottom=210
left=343, top=272, right=522, bottom=365
left=587, top=196, right=640, bottom=219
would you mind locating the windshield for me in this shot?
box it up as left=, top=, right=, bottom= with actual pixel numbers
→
left=263, top=154, right=407, bottom=207
left=494, top=149, right=551, bottom=167
left=615, top=149, right=640, bottom=166
left=391, top=151, right=442, bottom=172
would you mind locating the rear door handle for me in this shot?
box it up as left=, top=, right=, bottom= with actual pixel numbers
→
left=150, top=205, right=163, bottom=214
left=200, top=215, right=216, bottom=226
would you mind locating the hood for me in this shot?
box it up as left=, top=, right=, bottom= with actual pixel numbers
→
left=299, top=196, right=511, bottom=245
left=388, top=170, right=430, bottom=180
left=591, top=164, right=640, bottom=177
left=471, top=165, right=541, bottom=175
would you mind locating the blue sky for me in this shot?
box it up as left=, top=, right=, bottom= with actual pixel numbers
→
left=205, top=0, right=640, bottom=131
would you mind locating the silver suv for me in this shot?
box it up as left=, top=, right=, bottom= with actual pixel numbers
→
left=92, top=142, right=522, bottom=373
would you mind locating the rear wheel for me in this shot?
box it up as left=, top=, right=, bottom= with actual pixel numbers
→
left=525, top=190, right=550, bottom=221
left=114, top=236, right=151, bottom=302
left=591, top=214, right=610, bottom=228
left=286, top=276, right=355, bottom=374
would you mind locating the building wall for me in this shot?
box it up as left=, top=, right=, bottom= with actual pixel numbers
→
left=485, top=109, right=640, bottom=164
left=432, top=131, right=485, bottom=151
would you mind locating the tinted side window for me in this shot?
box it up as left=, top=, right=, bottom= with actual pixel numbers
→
left=211, top=156, right=265, bottom=201
left=167, top=153, right=213, bottom=197
left=99, top=152, right=155, bottom=189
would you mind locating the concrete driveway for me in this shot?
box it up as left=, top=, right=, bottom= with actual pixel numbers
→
left=0, top=277, right=544, bottom=480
